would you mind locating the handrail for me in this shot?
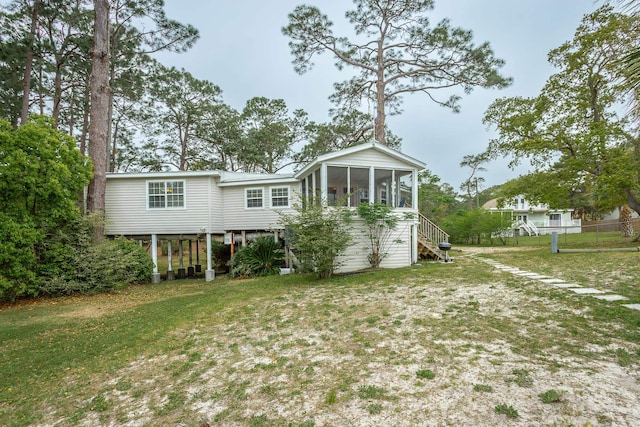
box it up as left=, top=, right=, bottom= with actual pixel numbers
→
left=417, top=212, right=449, bottom=244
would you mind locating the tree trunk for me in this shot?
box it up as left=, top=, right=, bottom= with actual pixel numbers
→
left=20, top=0, right=39, bottom=126
left=51, top=57, right=63, bottom=128
left=374, top=39, right=386, bottom=144
left=87, top=0, right=111, bottom=236
left=620, top=205, right=634, bottom=238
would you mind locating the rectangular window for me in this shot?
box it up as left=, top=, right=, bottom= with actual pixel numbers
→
left=147, top=180, right=185, bottom=209
left=246, top=188, right=263, bottom=208
left=271, top=186, right=289, bottom=208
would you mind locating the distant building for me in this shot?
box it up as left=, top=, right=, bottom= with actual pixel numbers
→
left=482, top=196, right=581, bottom=236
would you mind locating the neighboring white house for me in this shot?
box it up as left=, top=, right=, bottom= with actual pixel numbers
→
left=482, top=196, right=581, bottom=236
left=105, top=142, right=448, bottom=282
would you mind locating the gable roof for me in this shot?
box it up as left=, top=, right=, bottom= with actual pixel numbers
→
left=294, top=141, right=426, bottom=179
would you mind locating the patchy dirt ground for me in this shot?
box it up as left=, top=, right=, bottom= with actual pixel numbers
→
left=53, top=250, right=640, bottom=426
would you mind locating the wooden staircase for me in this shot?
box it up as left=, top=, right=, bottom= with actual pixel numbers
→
left=417, top=212, right=449, bottom=261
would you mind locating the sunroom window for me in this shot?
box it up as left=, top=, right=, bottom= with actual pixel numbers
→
left=396, top=171, right=413, bottom=207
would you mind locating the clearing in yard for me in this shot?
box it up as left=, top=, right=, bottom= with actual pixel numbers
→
left=1, top=245, right=639, bottom=426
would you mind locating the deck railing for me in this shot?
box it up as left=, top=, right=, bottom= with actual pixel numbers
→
left=418, top=212, right=449, bottom=245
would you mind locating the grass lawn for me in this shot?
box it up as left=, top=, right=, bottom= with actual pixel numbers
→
left=1, top=246, right=639, bottom=426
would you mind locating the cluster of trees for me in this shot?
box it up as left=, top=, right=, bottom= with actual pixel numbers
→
left=0, top=118, right=153, bottom=300
left=0, top=0, right=398, bottom=177
left=0, top=0, right=515, bottom=298
left=480, top=5, right=640, bottom=221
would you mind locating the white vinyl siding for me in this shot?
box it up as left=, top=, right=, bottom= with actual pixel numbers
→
left=105, top=176, right=221, bottom=235
left=246, top=188, right=263, bottom=209
left=223, top=184, right=298, bottom=231
left=336, top=217, right=414, bottom=273
left=270, top=186, right=290, bottom=208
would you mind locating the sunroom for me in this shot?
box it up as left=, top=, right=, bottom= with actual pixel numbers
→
left=294, top=142, right=421, bottom=209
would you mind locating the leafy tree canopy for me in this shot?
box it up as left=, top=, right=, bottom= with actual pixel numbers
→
left=283, top=0, right=511, bottom=144
left=483, top=6, right=640, bottom=216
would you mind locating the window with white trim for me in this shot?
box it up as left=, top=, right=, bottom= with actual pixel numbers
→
left=271, top=186, right=289, bottom=208
left=246, top=188, right=263, bottom=208
left=147, top=180, right=185, bottom=209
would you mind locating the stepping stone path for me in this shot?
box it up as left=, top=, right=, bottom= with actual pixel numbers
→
left=476, top=257, right=637, bottom=311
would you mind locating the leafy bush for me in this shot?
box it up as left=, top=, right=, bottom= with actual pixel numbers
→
left=0, top=213, right=41, bottom=301
left=40, top=237, right=154, bottom=295
left=443, top=208, right=512, bottom=244
left=210, top=240, right=231, bottom=272
left=230, top=236, right=284, bottom=278
left=278, top=196, right=353, bottom=278
left=0, top=117, right=91, bottom=301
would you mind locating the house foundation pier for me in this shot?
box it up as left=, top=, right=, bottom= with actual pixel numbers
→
left=205, top=233, right=215, bottom=282
left=151, top=234, right=161, bottom=284
left=188, top=239, right=195, bottom=277
left=178, top=239, right=186, bottom=279
left=166, top=239, right=175, bottom=280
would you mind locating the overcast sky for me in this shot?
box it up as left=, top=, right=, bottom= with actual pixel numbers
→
left=155, top=0, right=599, bottom=190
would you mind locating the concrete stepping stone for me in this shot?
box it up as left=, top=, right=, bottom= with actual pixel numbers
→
left=592, top=294, right=629, bottom=301
left=622, top=304, right=640, bottom=311
left=540, top=278, right=567, bottom=284
left=550, top=283, right=582, bottom=288
left=515, top=272, right=545, bottom=278
left=568, top=287, right=605, bottom=294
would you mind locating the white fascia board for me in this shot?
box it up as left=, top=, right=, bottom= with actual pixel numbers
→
left=217, top=176, right=298, bottom=187
left=294, top=141, right=426, bottom=178
left=106, top=170, right=221, bottom=180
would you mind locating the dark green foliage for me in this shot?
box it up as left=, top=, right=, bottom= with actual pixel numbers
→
left=278, top=196, right=353, bottom=279
left=231, top=236, right=284, bottom=278
left=0, top=117, right=92, bottom=300
left=443, top=209, right=512, bottom=245
left=0, top=212, right=41, bottom=300
left=483, top=7, right=640, bottom=217
left=210, top=240, right=231, bottom=272
left=0, top=117, right=153, bottom=300
left=40, top=229, right=154, bottom=296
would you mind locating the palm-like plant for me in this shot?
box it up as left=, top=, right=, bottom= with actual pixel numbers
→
left=231, top=236, right=284, bottom=277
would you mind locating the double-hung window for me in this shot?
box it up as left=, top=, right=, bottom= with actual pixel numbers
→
left=147, top=180, right=185, bottom=209
left=271, top=186, right=289, bottom=208
left=246, top=188, right=263, bottom=208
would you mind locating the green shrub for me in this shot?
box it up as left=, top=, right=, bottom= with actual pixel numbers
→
left=0, top=213, right=41, bottom=301
left=210, top=240, right=231, bottom=272
left=278, top=195, right=353, bottom=278
left=40, top=237, right=154, bottom=295
left=231, top=236, right=284, bottom=278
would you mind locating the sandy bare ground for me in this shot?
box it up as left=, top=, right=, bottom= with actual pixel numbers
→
left=55, top=249, right=639, bottom=426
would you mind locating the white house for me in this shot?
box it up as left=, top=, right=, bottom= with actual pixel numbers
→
left=482, top=196, right=581, bottom=236
left=105, top=142, right=448, bottom=282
